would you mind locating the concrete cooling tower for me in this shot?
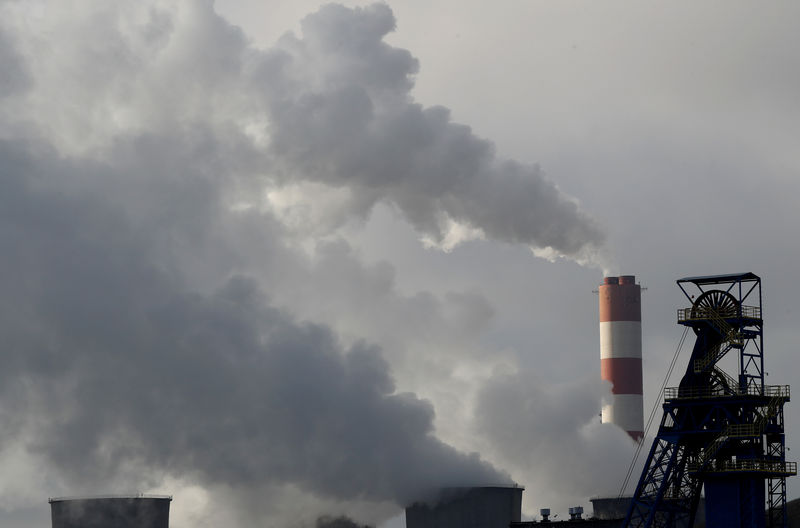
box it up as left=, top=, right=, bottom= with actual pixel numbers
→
left=406, top=486, right=523, bottom=528
left=49, top=495, right=171, bottom=528
left=599, top=275, right=643, bottom=441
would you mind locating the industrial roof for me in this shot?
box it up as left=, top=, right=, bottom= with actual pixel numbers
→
left=677, top=272, right=759, bottom=285
left=48, top=495, right=172, bottom=503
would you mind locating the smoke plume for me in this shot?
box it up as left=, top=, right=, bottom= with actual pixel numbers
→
left=0, top=1, right=608, bottom=526
left=261, top=4, right=604, bottom=260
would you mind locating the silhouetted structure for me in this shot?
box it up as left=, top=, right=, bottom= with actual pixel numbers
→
left=591, top=497, right=705, bottom=527
left=623, top=273, right=795, bottom=527
left=406, top=486, right=523, bottom=528
left=49, top=495, right=171, bottom=528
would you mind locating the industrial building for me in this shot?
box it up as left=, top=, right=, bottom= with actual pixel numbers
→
left=405, top=488, right=640, bottom=527
left=406, top=487, right=523, bottom=528
left=590, top=497, right=632, bottom=521
left=512, top=517, right=618, bottom=527
left=405, top=491, right=706, bottom=527
left=510, top=505, right=617, bottom=527
left=49, top=495, right=171, bottom=528
left=590, top=497, right=705, bottom=527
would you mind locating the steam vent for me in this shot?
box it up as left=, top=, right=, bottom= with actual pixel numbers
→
left=49, top=495, right=171, bottom=528
left=599, top=275, right=644, bottom=441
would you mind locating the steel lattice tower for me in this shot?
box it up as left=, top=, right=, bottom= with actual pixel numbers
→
left=622, top=273, right=795, bottom=528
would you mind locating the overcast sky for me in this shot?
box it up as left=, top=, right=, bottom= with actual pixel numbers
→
left=1, top=1, right=799, bottom=527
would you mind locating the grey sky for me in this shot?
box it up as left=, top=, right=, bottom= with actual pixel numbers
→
left=1, top=1, right=799, bottom=527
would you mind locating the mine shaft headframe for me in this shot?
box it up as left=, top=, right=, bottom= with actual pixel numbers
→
left=622, top=273, right=791, bottom=528
left=677, top=272, right=761, bottom=311
left=677, top=273, right=763, bottom=325
left=677, top=272, right=764, bottom=392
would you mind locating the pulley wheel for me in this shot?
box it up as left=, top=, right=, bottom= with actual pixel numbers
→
left=690, top=289, right=740, bottom=334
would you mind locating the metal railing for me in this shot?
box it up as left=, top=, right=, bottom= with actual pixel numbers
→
left=688, top=460, right=797, bottom=475
left=682, top=304, right=746, bottom=373
left=726, top=423, right=760, bottom=438
left=714, top=367, right=741, bottom=392
left=664, top=384, right=790, bottom=401
left=695, top=394, right=784, bottom=468
left=677, top=304, right=761, bottom=322
left=694, top=342, right=741, bottom=372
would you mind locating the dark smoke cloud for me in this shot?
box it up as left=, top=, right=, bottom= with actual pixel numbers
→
left=0, top=139, right=508, bottom=508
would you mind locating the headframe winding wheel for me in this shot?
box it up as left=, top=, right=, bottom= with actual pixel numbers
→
left=690, top=289, right=740, bottom=334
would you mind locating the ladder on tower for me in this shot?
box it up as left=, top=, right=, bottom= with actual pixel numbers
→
left=693, top=395, right=785, bottom=471
left=691, top=307, right=744, bottom=373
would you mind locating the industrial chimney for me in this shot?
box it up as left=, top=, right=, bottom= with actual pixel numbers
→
left=599, top=275, right=643, bottom=441
left=49, top=495, right=171, bottom=528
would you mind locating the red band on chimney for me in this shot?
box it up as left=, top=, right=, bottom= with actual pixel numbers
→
left=601, top=358, right=643, bottom=394
left=599, top=279, right=641, bottom=322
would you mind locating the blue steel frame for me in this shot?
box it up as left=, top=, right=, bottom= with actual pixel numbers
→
left=622, top=273, right=793, bottom=528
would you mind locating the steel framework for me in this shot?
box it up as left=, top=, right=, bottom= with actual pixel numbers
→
left=622, top=273, right=794, bottom=528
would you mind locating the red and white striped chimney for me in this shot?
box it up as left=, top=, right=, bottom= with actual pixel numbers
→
left=599, top=275, right=643, bottom=442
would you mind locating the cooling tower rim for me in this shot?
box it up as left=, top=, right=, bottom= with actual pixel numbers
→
left=439, top=484, right=525, bottom=490
left=49, top=494, right=173, bottom=503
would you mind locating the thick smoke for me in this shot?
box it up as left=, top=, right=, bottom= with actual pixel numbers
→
left=0, top=140, right=507, bottom=508
left=1, top=1, right=605, bottom=263
left=472, top=370, right=639, bottom=512
left=0, top=1, right=608, bottom=526
left=260, top=4, right=604, bottom=260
